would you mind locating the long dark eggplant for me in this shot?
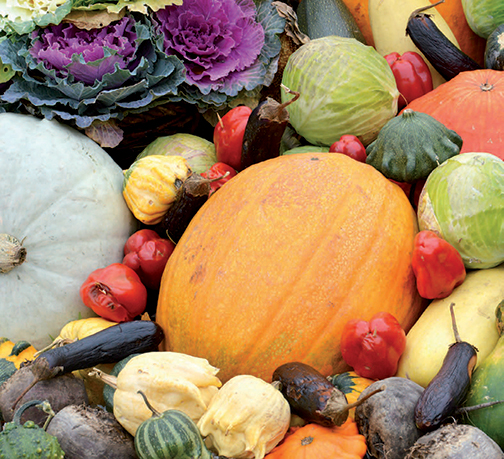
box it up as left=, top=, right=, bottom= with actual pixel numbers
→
left=406, top=2, right=481, bottom=81
left=12, top=320, right=164, bottom=409
left=414, top=303, right=477, bottom=430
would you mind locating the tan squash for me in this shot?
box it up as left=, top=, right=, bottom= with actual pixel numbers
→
left=156, top=153, right=424, bottom=383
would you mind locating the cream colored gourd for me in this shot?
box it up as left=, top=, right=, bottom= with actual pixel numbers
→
left=197, top=375, right=291, bottom=459
left=396, top=264, right=504, bottom=387
left=103, top=351, right=222, bottom=436
left=369, top=0, right=460, bottom=88
left=0, top=113, right=137, bottom=350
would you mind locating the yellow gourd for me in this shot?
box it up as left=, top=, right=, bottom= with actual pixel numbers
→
left=197, top=375, right=291, bottom=459
left=368, top=0, right=460, bottom=88
left=397, top=264, right=504, bottom=387
left=122, top=155, right=192, bottom=225
left=91, top=351, right=222, bottom=436
left=0, top=338, right=37, bottom=386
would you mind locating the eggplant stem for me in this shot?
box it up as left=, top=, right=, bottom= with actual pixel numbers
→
left=450, top=302, right=462, bottom=343
left=279, top=84, right=300, bottom=111
left=408, top=0, right=444, bottom=22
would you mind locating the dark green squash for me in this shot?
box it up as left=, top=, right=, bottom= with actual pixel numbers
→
left=134, top=391, right=212, bottom=459
left=484, top=24, right=504, bottom=70
left=296, top=0, right=366, bottom=44
left=463, top=300, right=504, bottom=450
left=365, top=109, right=463, bottom=183
left=0, top=399, right=64, bottom=458
left=103, top=354, right=139, bottom=412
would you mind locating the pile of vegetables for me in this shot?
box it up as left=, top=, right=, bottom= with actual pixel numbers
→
left=2, top=0, right=504, bottom=458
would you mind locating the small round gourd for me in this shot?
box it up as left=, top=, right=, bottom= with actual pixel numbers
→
left=0, top=338, right=37, bottom=387
left=366, top=109, right=463, bottom=182
left=0, top=113, right=138, bottom=350
left=134, top=392, right=212, bottom=459
left=122, top=155, right=192, bottom=225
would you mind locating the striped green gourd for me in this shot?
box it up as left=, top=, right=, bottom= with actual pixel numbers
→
left=134, top=391, right=212, bottom=459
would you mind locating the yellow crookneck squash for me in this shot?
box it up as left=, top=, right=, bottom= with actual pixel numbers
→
left=156, top=153, right=424, bottom=383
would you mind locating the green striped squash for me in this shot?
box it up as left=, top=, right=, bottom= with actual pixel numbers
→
left=134, top=404, right=212, bottom=459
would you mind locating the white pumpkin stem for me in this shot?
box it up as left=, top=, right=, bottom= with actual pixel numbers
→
left=0, top=233, right=27, bottom=274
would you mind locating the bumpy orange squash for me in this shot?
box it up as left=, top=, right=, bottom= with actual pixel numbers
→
left=156, top=153, right=424, bottom=383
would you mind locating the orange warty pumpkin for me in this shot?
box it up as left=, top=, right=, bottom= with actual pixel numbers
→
left=156, top=153, right=424, bottom=383
left=404, top=69, right=504, bottom=161
left=264, top=419, right=367, bottom=459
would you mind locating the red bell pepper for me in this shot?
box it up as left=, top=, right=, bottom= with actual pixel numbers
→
left=340, top=312, right=407, bottom=380
left=123, top=229, right=175, bottom=290
left=213, top=105, right=252, bottom=171
left=411, top=230, right=466, bottom=299
left=329, top=135, right=367, bottom=163
left=80, top=262, right=148, bottom=322
left=385, top=51, right=433, bottom=110
left=201, top=162, right=238, bottom=195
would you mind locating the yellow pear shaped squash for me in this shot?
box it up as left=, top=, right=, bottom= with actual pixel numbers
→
left=156, top=153, right=424, bottom=383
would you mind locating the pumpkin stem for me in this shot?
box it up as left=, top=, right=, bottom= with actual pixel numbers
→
left=0, top=233, right=27, bottom=274
left=137, top=390, right=162, bottom=418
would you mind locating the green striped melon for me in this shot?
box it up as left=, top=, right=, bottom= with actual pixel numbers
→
left=134, top=408, right=212, bottom=459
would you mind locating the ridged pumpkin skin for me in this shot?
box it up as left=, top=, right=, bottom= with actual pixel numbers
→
left=156, top=153, right=423, bottom=383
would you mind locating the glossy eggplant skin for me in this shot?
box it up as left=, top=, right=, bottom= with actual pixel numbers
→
left=414, top=341, right=478, bottom=431
left=406, top=10, right=481, bottom=81
left=272, top=361, right=342, bottom=426
left=34, top=320, right=165, bottom=376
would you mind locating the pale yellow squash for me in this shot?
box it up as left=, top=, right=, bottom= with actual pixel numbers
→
left=369, top=0, right=460, bottom=88
left=396, top=264, right=504, bottom=387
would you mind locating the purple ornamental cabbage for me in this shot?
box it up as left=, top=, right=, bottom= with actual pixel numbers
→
left=30, top=17, right=139, bottom=86
left=0, top=13, right=186, bottom=134
left=151, top=0, right=285, bottom=103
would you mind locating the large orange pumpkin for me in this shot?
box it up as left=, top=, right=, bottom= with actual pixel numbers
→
left=156, top=153, right=424, bottom=383
left=341, top=0, right=485, bottom=65
left=404, top=69, right=504, bottom=161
